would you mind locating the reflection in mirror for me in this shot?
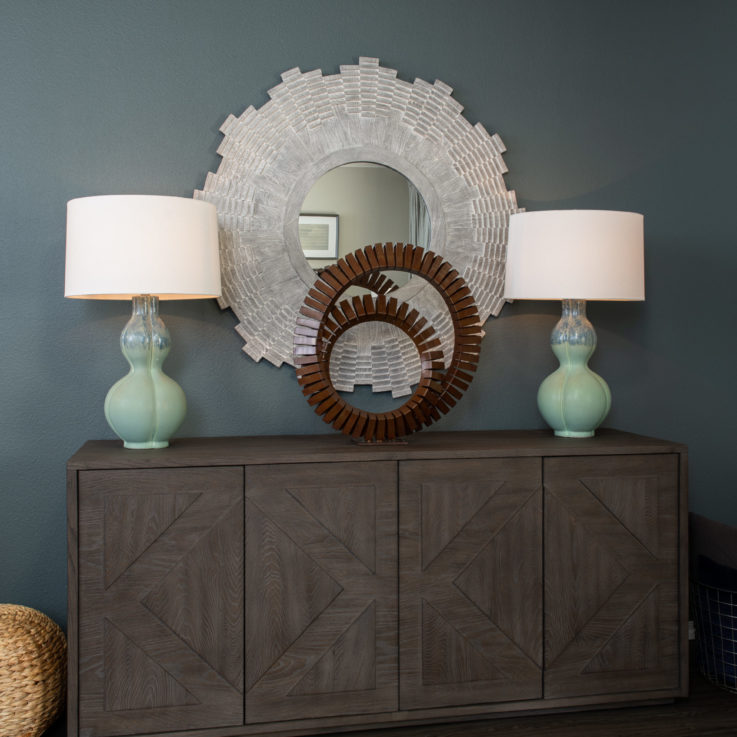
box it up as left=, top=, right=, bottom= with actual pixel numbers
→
left=300, top=163, right=430, bottom=292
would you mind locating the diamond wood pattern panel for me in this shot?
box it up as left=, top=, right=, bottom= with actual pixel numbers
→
left=77, top=467, right=244, bottom=737
left=543, top=454, right=680, bottom=698
left=245, top=461, right=397, bottom=723
left=399, top=458, right=543, bottom=709
left=68, top=432, right=688, bottom=737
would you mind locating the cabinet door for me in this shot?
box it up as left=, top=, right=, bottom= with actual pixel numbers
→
left=245, top=461, right=397, bottom=723
left=399, top=458, right=543, bottom=710
left=77, top=467, right=244, bottom=737
left=544, top=454, right=680, bottom=698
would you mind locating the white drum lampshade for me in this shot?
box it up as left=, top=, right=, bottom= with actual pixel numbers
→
left=504, top=209, right=644, bottom=302
left=65, top=195, right=221, bottom=300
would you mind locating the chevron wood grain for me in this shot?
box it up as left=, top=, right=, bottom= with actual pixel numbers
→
left=543, top=454, right=680, bottom=698
left=399, top=457, right=543, bottom=710
left=245, top=461, right=397, bottom=723
left=68, top=431, right=688, bottom=737
left=77, top=467, right=244, bottom=737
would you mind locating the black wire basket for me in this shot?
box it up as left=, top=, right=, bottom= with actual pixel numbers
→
left=692, top=579, right=737, bottom=693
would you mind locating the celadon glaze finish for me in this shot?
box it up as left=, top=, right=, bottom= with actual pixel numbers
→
left=104, top=295, right=186, bottom=449
left=537, top=299, right=611, bottom=438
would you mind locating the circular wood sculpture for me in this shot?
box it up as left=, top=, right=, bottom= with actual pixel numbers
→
left=294, top=243, right=481, bottom=441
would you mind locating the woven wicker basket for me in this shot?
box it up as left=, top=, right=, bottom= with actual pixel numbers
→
left=0, top=604, right=67, bottom=737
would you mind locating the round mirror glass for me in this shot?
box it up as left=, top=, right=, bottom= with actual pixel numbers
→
left=299, top=163, right=430, bottom=291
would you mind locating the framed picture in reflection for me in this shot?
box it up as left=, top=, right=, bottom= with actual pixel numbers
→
left=299, top=214, right=338, bottom=258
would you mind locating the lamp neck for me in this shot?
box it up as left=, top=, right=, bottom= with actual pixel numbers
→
left=131, top=294, right=160, bottom=316
left=551, top=299, right=595, bottom=347
left=561, top=298, right=586, bottom=319
left=122, top=295, right=169, bottom=359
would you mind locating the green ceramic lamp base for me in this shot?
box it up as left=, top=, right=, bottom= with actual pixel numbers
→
left=537, top=299, right=611, bottom=438
left=104, top=295, right=186, bottom=449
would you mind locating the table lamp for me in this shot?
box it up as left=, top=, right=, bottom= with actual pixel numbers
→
left=504, top=210, right=644, bottom=437
left=65, top=195, right=221, bottom=449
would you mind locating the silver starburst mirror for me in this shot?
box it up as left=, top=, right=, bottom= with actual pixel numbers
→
left=196, top=57, right=520, bottom=397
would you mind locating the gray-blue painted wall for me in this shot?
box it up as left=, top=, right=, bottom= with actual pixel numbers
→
left=2, top=0, right=736, bottom=630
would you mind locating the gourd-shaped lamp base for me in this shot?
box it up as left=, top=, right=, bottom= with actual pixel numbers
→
left=104, top=295, right=186, bottom=449
left=537, top=299, right=611, bottom=438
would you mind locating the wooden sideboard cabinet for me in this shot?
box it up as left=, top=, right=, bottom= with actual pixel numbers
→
left=67, top=430, right=688, bottom=737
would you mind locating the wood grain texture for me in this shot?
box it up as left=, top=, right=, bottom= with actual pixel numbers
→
left=77, top=467, right=244, bottom=737
left=544, top=454, right=680, bottom=699
left=66, top=467, right=79, bottom=737
left=245, top=461, right=397, bottom=723
left=103, top=619, right=198, bottom=711
left=67, top=429, right=689, bottom=472
left=51, top=662, right=737, bottom=737
left=67, top=431, right=688, bottom=737
left=678, top=451, right=690, bottom=697
left=399, top=457, right=543, bottom=710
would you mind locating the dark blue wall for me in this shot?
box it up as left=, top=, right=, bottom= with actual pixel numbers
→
left=2, top=0, right=736, bottom=629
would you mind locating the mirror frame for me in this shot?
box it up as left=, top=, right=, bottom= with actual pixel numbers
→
left=196, top=57, right=521, bottom=395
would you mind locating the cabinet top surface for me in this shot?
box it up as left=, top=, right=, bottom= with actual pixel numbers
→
left=67, top=428, right=686, bottom=470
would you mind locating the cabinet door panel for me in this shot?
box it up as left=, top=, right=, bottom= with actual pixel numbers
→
left=399, top=458, right=543, bottom=709
left=245, top=461, right=397, bottom=723
left=544, top=454, right=680, bottom=698
left=77, top=467, right=244, bottom=737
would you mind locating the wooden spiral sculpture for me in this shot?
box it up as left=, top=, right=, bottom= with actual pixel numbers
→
left=294, top=243, right=482, bottom=442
